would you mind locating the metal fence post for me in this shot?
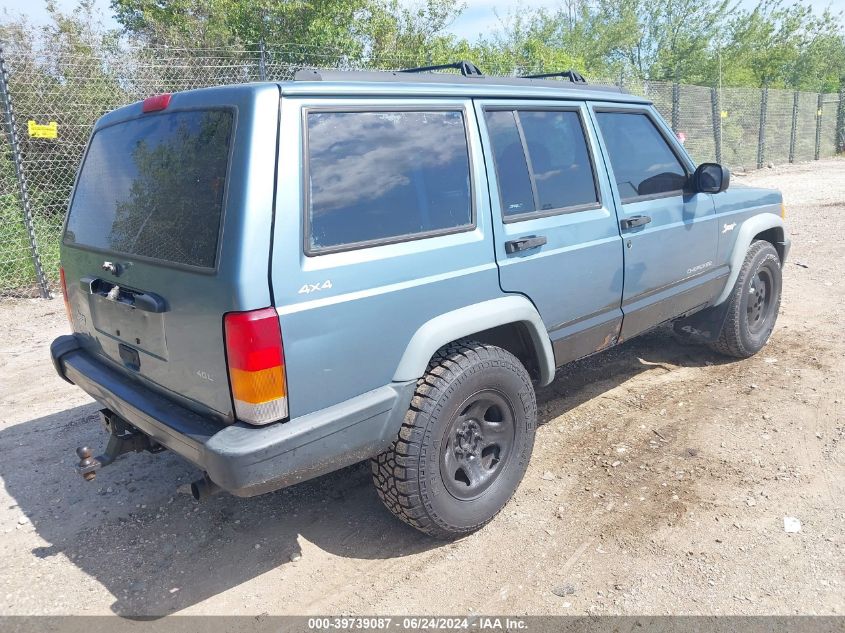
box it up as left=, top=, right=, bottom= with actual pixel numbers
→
left=0, top=47, right=51, bottom=298
left=757, top=84, right=768, bottom=169
left=815, top=93, right=823, bottom=160
left=671, top=82, right=680, bottom=132
left=258, top=38, right=267, bottom=81
left=838, top=79, right=845, bottom=154
left=710, top=87, right=722, bottom=164
left=788, top=91, right=799, bottom=163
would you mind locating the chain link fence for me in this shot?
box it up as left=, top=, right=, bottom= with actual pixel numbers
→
left=1, top=44, right=842, bottom=297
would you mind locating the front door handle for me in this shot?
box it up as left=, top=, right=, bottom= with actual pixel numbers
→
left=505, top=235, right=548, bottom=254
left=620, top=215, right=652, bottom=230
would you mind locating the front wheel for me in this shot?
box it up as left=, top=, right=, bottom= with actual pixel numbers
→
left=710, top=240, right=782, bottom=358
left=372, top=340, right=536, bottom=539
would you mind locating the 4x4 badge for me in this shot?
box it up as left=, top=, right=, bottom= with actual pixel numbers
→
left=298, top=280, right=333, bottom=295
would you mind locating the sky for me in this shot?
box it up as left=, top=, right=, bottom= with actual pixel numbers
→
left=448, top=0, right=845, bottom=40
left=3, top=0, right=845, bottom=42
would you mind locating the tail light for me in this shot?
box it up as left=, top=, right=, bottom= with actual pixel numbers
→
left=59, top=267, right=73, bottom=328
left=224, top=308, right=288, bottom=426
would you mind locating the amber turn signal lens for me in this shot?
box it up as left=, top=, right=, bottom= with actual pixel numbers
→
left=229, top=365, right=286, bottom=404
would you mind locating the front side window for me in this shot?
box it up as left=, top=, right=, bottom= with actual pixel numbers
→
left=595, top=111, right=688, bottom=202
left=306, top=110, right=472, bottom=252
left=484, top=108, right=599, bottom=219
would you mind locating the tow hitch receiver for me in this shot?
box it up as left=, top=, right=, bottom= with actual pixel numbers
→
left=76, top=409, right=164, bottom=481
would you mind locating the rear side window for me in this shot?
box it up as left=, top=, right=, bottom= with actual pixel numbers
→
left=519, top=111, right=599, bottom=212
left=65, top=110, right=233, bottom=268
left=595, top=111, right=688, bottom=202
left=485, top=110, right=535, bottom=216
left=305, top=110, right=472, bottom=252
left=484, top=108, right=599, bottom=219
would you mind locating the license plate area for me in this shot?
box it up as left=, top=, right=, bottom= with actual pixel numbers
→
left=89, top=293, right=168, bottom=359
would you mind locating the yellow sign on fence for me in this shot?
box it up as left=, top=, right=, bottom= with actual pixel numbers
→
left=27, top=120, right=58, bottom=139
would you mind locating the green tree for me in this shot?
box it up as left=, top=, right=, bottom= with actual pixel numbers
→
left=109, top=0, right=465, bottom=68
left=366, top=0, right=466, bottom=68
left=468, top=4, right=589, bottom=76
left=454, top=0, right=843, bottom=90
left=717, top=0, right=845, bottom=89
left=0, top=1, right=126, bottom=286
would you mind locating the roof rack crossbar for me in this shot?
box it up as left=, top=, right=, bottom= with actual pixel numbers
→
left=401, top=60, right=484, bottom=77
left=521, top=70, right=587, bottom=83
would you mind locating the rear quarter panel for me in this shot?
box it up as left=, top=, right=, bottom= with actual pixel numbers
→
left=271, top=96, right=501, bottom=418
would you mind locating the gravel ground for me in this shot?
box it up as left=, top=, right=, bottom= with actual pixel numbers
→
left=0, top=159, right=843, bottom=617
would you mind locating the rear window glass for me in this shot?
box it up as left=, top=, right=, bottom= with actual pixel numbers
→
left=306, top=110, right=472, bottom=252
left=65, top=110, right=234, bottom=268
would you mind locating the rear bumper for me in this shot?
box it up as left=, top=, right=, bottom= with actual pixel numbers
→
left=51, top=335, right=415, bottom=496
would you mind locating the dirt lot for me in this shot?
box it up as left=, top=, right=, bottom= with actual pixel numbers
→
left=0, top=160, right=842, bottom=617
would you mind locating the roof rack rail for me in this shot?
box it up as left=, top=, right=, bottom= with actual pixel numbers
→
left=521, top=70, right=587, bottom=83
left=401, top=61, right=484, bottom=77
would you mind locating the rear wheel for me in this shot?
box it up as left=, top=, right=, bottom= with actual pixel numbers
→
left=710, top=240, right=782, bottom=358
left=372, top=340, right=536, bottom=539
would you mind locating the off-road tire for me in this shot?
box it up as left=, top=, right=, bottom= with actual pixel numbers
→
left=710, top=240, right=782, bottom=358
left=372, top=340, right=536, bottom=539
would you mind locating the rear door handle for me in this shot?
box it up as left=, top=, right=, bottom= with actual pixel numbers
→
left=80, top=276, right=168, bottom=313
left=504, top=235, right=547, bottom=254
left=620, top=215, right=652, bottom=230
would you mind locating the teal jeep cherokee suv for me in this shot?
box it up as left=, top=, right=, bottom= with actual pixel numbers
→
left=51, top=62, right=789, bottom=538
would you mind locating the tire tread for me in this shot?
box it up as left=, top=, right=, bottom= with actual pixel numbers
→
left=710, top=240, right=781, bottom=358
left=371, top=339, right=535, bottom=539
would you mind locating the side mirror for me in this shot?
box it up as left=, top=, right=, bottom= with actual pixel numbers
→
left=693, top=163, right=730, bottom=194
